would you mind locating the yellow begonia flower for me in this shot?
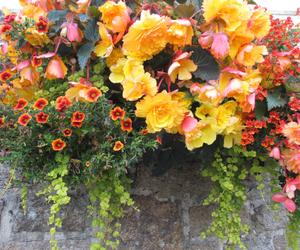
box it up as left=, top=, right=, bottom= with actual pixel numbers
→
left=25, top=28, right=50, bottom=46
left=167, top=19, right=193, bottom=47
left=65, top=83, right=90, bottom=102
left=109, top=58, right=144, bottom=83
left=135, top=90, right=188, bottom=133
left=122, top=72, right=157, bottom=101
left=236, top=44, right=268, bottom=67
left=168, top=57, right=197, bottom=83
left=249, top=7, right=271, bottom=39
left=191, top=101, right=242, bottom=149
left=202, top=0, right=251, bottom=33
left=109, top=58, right=127, bottom=83
left=184, top=120, right=217, bottom=150
left=94, top=23, right=113, bottom=58
left=98, top=1, right=129, bottom=33
left=106, top=48, right=123, bottom=67
left=122, top=10, right=169, bottom=61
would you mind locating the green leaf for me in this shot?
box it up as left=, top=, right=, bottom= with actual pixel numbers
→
left=48, top=10, right=68, bottom=22
left=77, top=42, right=95, bottom=70
left=254, top=100, right=267, bottom=120
left=285, top=75, right=300, bottom=94
left=266, top=88, right=287, bottom=111
left=185, top=46, right=220, bottom=81
left=174, top=4, right=195, bottom=18
left=84, top=19, right=99, bottom=42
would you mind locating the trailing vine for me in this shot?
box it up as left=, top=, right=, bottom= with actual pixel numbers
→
left=37, top=154, right=71, bottom=250
left=87, top=170, right=133, bottom=250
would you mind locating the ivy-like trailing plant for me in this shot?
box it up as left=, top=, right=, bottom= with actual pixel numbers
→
left=0, top=0, right=300, bottom=249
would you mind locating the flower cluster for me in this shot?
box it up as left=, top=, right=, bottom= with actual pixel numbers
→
left=0, top=0, right=299, bottom=248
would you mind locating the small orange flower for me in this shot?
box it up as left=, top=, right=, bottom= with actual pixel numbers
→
left=33, top=98, right=48, bottom=110
left=84, top=87, right=102, bottom=102
left=85, top=161, right=91, bottom=167
left=63, top=128, right=72, bottom=137
left=140, top=128, right=148, bottom=135
left=110, top=107, right=125, bottom=121
left=32, top=56, right=42, bottom=67
left=0, top=117, right=5, bottom=126
left=120, top=118, right=133, bottom=132
left=35, top=16, right=48, bottom=33
left=71, top=121, right=83, bottom=128
left=71, top=111, right=85, bottom=122
left=18, top=113, right=32, bottom=126
left=0, top=71, right=12, bottom=82
left=35, top=112, right=49, bottom=124
left=56, top=96, right=72, bottom=112
left=51, top=139, right=66, bottom=151
left=113, top=141, right=124, bottom=151
left=14, top=98, right=28, bottom=111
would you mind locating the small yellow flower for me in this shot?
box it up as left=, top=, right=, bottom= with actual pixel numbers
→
left=122, top=72, right=157, bottom=101
left=167, top=19, right=193, bottom=47
left=168, top=53, right=197, bottom=83
left=236, top=44, right=268, bottom=67
left=135, top=90, right=187, bottom=133
left=25, top=28, right=50, bottom=46
left=109, top=58, right=127, bottom=83
left=122, top=10, right=169, bottom=61
left=94, top=23, right=113, bottom=58
left=249, top=7, right=271, bottom=39
left=106, top=48, right=124, bottom=67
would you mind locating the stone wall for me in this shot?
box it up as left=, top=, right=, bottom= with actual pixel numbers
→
left=0, top=163, right=288, bottom=250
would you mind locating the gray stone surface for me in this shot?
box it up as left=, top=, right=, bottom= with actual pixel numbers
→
left=0, top=164, right=288, bottom=250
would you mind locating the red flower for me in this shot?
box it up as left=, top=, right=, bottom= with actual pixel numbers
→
left=51, top=139, right=66, bottom=151
left=56, top=96, right=72, bottom=112
left=110, top=107, right=125, bottom=121
left=71, top=121, right=83, bottom=128
left=0, top=24, right=12, bottom=33
left=0, top=117, right=5, bottom=126
left=85, top=87, right=102, bottom=102
left=140, top=129, right=148, bottom=135
left=120, top=118, right=133, bottom=132
left=35, top=16, right=48, bottom=33
left=63, top=128, right=72, bottom=137
left=0, top=71, right=12, bottom=82
left=35, top=112, right=49, bottom=124
left=4, top=14, right=16, bottom=23
left=18, top=113, right=32, bottom=126
left=156, top=136, right=162, bottom=144
left=289, top=96, right=300, bottom=111
left=113, top=141, right=124, bottom=151
left=32, top=56, right=43, bottom=67
left=33, top=98, right=48, bottom=110
left=14, top=98, right=28, bottom=111
left=71, top=111, right=85, bottom=122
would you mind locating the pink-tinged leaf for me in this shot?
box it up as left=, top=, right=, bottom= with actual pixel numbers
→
left=222, top=67, right=246, bottom=76
left=12, top=60, right=30, bottom=71
left=182, top=116, right=197, bottom=133
left=223, top=79, right=242, bottom=96
left=190, top=83, right=201, bottom=94
left=36, top=52, right=56, bottom=59
left=269, top=147, right=281, bottom=160
left=283, top=199, right=297, bottom=213
left=1, top=42, right=8, bottom=54
left=247, top=93, right=256, bottom=110
left=272, top=193, right=287, bottom=203
left=211, top=33, right=229, bottom=59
